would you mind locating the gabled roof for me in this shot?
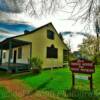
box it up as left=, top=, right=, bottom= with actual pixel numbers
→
left=0, top=22, right=68, bottom=49
left=0, top=22, right=52, bottom=42
left=13, top=22, right=53, bottom=38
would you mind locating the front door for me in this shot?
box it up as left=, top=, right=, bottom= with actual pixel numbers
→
left=13, top=50, right=17, bottom=63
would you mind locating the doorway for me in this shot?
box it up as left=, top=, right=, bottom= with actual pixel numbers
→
left=13, top=50, right=17, bottom=63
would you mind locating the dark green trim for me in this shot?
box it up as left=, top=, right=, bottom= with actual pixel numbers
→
left=8, top=40, right=12, bottom=66
left=30, top=43, right=32, bottom=64
left=0, top=46, right=3, bottom=65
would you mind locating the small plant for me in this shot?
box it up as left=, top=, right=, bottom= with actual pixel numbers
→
left=29, top=57, right=43, bottom=73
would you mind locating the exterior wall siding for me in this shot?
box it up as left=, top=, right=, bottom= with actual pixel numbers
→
left=2, top=45, right=30, bottom=64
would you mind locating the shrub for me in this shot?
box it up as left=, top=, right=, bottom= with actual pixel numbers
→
left=29, top=57, right=43, bottom=73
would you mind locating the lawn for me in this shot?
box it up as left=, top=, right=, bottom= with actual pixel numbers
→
left=0, top=66, right=100, bottom=100
left=16, top=66, right=100, bottom=100
left=0, top=85, right=17, bottom=100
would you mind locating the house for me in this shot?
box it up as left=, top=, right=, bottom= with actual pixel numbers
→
left=0, top=22, right=68, bottom=72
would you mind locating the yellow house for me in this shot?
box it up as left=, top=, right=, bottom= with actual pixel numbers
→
left=0, top=23, right=68, bottom=72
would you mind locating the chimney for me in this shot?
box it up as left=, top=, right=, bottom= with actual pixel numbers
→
left=24, top=30, right=30, bottom=34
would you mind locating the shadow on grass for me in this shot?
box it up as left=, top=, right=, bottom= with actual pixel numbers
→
left=11, top=72, right=35, bottom=79
left=65, top=88, right=100, bottom=100
left=25, top=77, right=53, bottom=96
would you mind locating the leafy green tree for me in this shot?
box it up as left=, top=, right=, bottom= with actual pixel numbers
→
left=79, top=35, right=100, bottom=63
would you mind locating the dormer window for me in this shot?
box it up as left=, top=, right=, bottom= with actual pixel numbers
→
left=47, top=30, right=54, bottom=39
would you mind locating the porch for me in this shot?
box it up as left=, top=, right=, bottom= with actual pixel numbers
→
left=0, top=63, right=30, bottom=73
left=0, top=38, right=32, bottom=73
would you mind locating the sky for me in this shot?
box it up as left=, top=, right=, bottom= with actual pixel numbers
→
left=0, top=22, right=34, bottom=33
left=0, top=21, right=35, bottom=41
left=0, top=0, right=96, bottom=51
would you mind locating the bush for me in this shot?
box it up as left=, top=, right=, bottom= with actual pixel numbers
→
left=29, top=57, right=43, bottom=73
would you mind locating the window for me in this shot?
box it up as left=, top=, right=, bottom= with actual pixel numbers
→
left=47, top=30, right=54, bottom=39
left=3, top=52, right=6, bottom=59
left=63, top=50, right=68, bottom=62
left=18, top=47, right=22, bottom=59
left=47, top=45, right=58, bottom=58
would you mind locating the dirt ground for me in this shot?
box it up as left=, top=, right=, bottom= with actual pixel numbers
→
left=0, top=78, right=61, bottom=100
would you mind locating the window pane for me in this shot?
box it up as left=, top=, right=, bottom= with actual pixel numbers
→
left=47, top=30, right=54, bottom=39
left=18, top=47, right=22, bottom=59
left=3, top=52, right=6, bottom=59
left=47, top=46, right=58, bottom=58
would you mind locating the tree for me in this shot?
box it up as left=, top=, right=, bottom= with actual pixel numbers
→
left=95, top=7, right=100, bottom=63
left=1, top=0, right=99, bottom=24
left=79, top=35, right=100, bottom=63
left=24, top=0, right=100, bottom=24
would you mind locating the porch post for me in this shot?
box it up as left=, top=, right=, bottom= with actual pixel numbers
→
left=0, top=46, right=3, bottom=65
left=8, top=40, right=12, bottom=66
left=30, top=43, right=32, bottom=64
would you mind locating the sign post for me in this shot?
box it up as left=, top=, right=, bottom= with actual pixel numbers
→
left=70, top=59, right=95, bottom=91
left=72, top=73, right=75, bottom=89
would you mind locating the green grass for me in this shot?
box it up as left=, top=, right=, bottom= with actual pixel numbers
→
left=0, top=66, right=100, bottom=100
left=15, top=66, right=100, bottom=100
left=0, top=85, right=17, bottom=100
left=18, top=68, right=72, bottom=93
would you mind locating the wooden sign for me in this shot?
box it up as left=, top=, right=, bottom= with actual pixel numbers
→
left=70, top=59, right=95, bottom=74
left=69, top=59, right=95, bottom=91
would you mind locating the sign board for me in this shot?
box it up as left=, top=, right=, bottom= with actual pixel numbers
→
left=70, top=59, right=95, bottom=74
left=69, top=59, right=95, bottom=91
